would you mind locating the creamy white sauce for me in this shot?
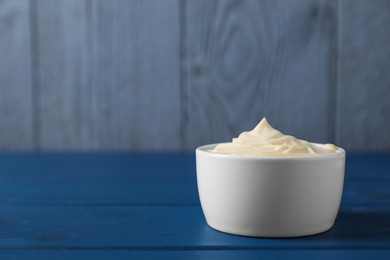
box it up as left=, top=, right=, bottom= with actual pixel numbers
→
left=210, top=118, right=337, bottom=156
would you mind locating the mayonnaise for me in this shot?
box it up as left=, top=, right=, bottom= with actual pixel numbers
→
left=210, top=118, right=337, bottom=156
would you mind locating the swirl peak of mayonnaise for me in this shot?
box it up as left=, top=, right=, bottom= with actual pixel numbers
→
left=210, top=118, right=337, bottom=156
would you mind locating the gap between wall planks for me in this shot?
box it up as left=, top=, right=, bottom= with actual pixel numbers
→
left=0, top=0, right=389, bottom=150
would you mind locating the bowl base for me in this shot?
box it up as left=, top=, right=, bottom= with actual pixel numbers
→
left=206, top=220, right=335, bottom=238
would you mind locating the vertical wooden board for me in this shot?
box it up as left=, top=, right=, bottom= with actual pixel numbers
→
left=0, top=0, right=33, bottom=149
left=337, top=0, right=390, bottom=150
left=87, top=0, right=181, bottom=150
left=36, top=0, right=180, bottom=150
left=183, top=0, right=337, bottom=149
left=35, top=0, right=93, bottom=149
left=135, top=0, right=181, bottom=150
left=86, top=0, right=137, bottom=150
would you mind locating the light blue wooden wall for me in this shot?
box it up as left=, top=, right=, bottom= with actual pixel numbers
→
left=0, top=0, right=389, bottom=150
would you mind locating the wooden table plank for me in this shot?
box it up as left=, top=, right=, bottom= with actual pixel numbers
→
left=0, top=152, right=388, bottom=257
left=0, top=152, right=387, bottom=177
left=0, top=152, right=387, bottom=180
left=0, top=174, right=388, bottom=206
left=0, top=153, right=388, bottom=205
left=0, top=204, right=388, bottom=249
left=1, top=250, right=389, bottom=260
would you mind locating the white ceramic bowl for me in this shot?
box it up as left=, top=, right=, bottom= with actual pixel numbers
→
left=196, top=143, right=346, bottom=237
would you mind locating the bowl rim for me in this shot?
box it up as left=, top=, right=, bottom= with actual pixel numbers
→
left=196, top=143, right=346, bottom=160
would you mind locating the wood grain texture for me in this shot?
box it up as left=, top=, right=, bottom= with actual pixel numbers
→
left=1, top=250, right=389, bottom=260
left=183, top=0, right=337, bottom=149
left=0, top=152, right=387, bottom=205
left=0, top=0, right=33, bottom=149
left=0, top=204, right=388, bottom=248
left=0, top=152, right=198, bottom=205
left=0, top=152, right=389, bottom=256
left=35, top=0, right=180, bottom=150
left=337, top=0, right=390, bottom=150
left=1, top=0, right=389, bottom=150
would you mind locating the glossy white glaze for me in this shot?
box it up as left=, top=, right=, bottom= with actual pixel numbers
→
left=196, top=144, right=346, bottom=237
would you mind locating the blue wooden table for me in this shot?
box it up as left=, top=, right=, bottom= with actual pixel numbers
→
left=0, top=152, right=389, bottom=259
